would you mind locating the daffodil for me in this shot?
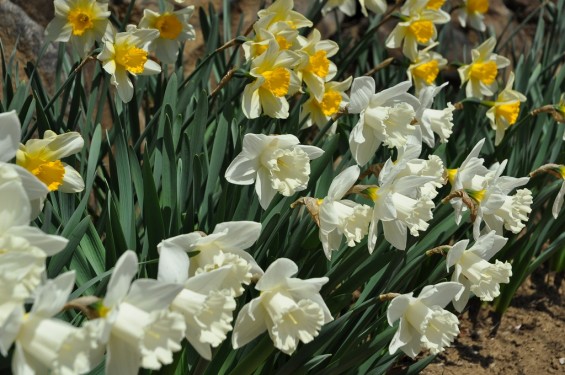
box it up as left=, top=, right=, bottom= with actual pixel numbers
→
left=385, top=0, right=450, bottom=61
left=295, top=29, right=339, bottom=102
left=485, top=72, right=527, bottom=145
left=139, top=3, right=195, bottom=64
left=387, top=282, right=464, bottom=358
left=300, top=77, right=352, bottom=131
left=458, top=0, right=489, bottom=32
left=157, top=221, right=263, bottom=296
left=414, top=82, right=455, bottom=146
left=407, top=44, right=447, bottom=95
left=45, top=0, right=111, bottom=56
left=242, top=39, right=301, bottom=119
left=318, top=166, right=372, bottom=259
left=16, top=130, right=84, bottom=193
left=243, top=23, right=299, bottom=61
left=360, top=0, right=387, bottom=16
left=446, top=231, right=511, bottom=312
left=232, top=258, right=332, bottom=355
left=86, top=251, right=186, bottom=375
left=97, top=27, right=161, bottom=103
left=225, top=134, right=323, bottom=209
left=458, top=37, right=510, bottom=99
left=321, top=0, right=357, bottom=17
left=348, top=77, right=420, bottom=166
left=256, top=0, right=313, bottom=31
left=2, top=272, right=103, bottom=374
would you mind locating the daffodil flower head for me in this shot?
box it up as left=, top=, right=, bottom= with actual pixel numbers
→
left=97, top=27, right=161, bottom=103
left=139, top=3, right=196, bottom=64
left=225, top=134, right=324, bottom=209
left=485, top=72, right=527, bottom=145
left=414, top=82, right=455, bottom=146
left=243, top=23, right=299, bottom=61
left=407, top=44, right=447, bottom=94
left=321, top=0, right=357, bottom=17
left=16, top=130, right=85, bottom=193
left=45, top=0, right=111, bottom=56
left=387, top=282, right=464, bottom=358
left=232, top=258, right=332, bottom=355
left=300, top=77, right=352, bottom=131
left=447, top=231, right=511, bottom=312
left=256, top=0, right=313, bottom=31
left=458, top=37, right=510, bottom=99
left=458, top=0, right=489, bottom=32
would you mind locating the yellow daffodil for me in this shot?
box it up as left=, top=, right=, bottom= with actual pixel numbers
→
left=16, top=130, right=84, bottom=193
left=97, top=27, right=161, bottom=103
left=458, top=0, right=489, bottom=32
left=385, top=0, right=450, bottom=61
left=407, top=44, right=447, bottom=94
left=425, top=0, right=446, bottom=10
left=256, top=0, right=313, bottom=31
left=243, top=23, right=299, bottom=61
left=301, top=77, right=352, bottom=131
left=458, top=37, right=510, bottom=99
left=139, top=3, right=196, bottom=64
left=242, top=39, right=301, bottom=119
left=485, top=73, right=526, bottom=145
left=45, top=0, right=111, bottom=57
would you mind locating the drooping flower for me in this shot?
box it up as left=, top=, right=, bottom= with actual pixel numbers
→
left=300, top=77, right=352, bottom=131
left=225, top=134, right=323, bottom=209
left=485, top=72, right=527, bottom=145
left=16, top=130, right=84, bottom=193
left=1, top=272, right=102, bottom=374
left=318, top=166, right=372, bottom=259
left=86, top=251, right=186, bottom=375
left=458, top=0, right=489, bottom=32
left=97, top=27, right=161, bottom=103
left=45, top=0, right=111, bottom=56
left=157, top=221, right=263, bottom=296
left=232, top=258, right=332, bottom=355
left=387, top=282, right=464, bottom=358
left=458, top=37, right=510, bottom=99
left=348, top=77, right=420, bottom=165
left=414, top=82, right=455, bottom=147
left=446, top=231, right=511, bottom=312
left=139, top=3, right=195, bottom=64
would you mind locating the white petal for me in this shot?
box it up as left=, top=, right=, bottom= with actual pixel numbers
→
left=327, top=165, right=359, bottom=200
left=418, top=281, right=464, bottom=308
left=0, top=110, right=21, bottom=162
left=0, top=181, right=31, bottom=232
left=59, top=165, right=85, bottom=193
left=105, top=336, right=141, bottom=375
left=552, top=181, right=565, bottom=219
left=212, top=221, right=262, bottom=250
left=225, top=154, right=258, bottom=185
left=255, top=167, right=277, bottom=209
left=31, top=271, right=75, bottom=317
left=255, top=258, right=298, bottom=291
left=349, top=77, right=375, bottom=114
left=125, top=279, right=183, bottom=312
left=231, top=302, right=267, bottom=349
left=157, top=244, right=189, bottom=284
left=104, top=250, right=138, bottom=308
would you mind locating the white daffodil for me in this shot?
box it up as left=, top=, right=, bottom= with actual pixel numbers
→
left=318, top=166, right=372, bottom=259
left=0, top=181, right=68, bottom=306
left=158, top=250, right=237, bottom=360
left=458, top=37, right=510, bottom=99
left=256, top=0, right=313, bottom=31
left=407, top=44, right=447, bottom=95
left=348, top=77, right=420, bottom=166
left=86, top=251, right=185, bottom=375
left=385, top=0, right=450, bottom=61
left=414, top=82, right=455, bottom=147
left=2, top=271, right=102, bottom=374
left=295, top=29, right=339, bottom=102
left=446, top=231, right=511, bottom=312
left=321, top=0, right=357, bottom=17
left=360, top=0, right=387, bottom=16
left=139, top=3, right=195, bottom=64
left=157, top=221, right=263, bottom=296
left=458, top=0, right=489, bottom=32
left=551, top=166, right=565, bottom=219
left=232, top=258, right=332, bottom=355
left=97, top=27, right=161, bottom=103
left=366, top=136, right=437, bottom=251
left=0, top=111, right=48, bottom=210
left=16, top=130, right=84, bottom=193
left=225, top=134, right=323, bottom=209
left=242, top=39, right=301, bottom=119
left=485, top=72, right=527, bottom=145
left=300, top=77, right=352, bottom=132
left=243, top=23, right=299, bottom=61
left=387, top=281, right=464, bottom=358
left=45, top=0, right=111, bottom=56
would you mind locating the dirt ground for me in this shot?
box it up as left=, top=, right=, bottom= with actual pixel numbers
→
left=421, top=271, right=565, bottom=375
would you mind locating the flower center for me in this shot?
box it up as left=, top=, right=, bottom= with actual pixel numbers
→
left=559, top=166, right=565, bottom=179
left=115, top=44, right=148, bottom=74
left=319, top=90, right=342, bottom=116
left=408, top=21, right=434, bottom=44
left=154, top=13, right=183, bottom=40
left=67, top=8, right=95, bottom=36
left=446, top=168, right=457, bottom=185
left=307, top=51, right=330, bottom=78
left=261, top=67, right=291, bottom=97
left=276, top=35, right=291, bottom=50
left=469, top=61, right=498, bottom=85
left=365, top=187, right=380, bottom=202
left=496, top=102, right=520, bottom=124
left=467, top=0, right=489, bottom=14
left=426, top=0, right=446, bottom=10
left=412, top=60, right=439, bottom=85
left=467, top=189, right=486, bottom=203
left=19, top=155, right=66, bottom=191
